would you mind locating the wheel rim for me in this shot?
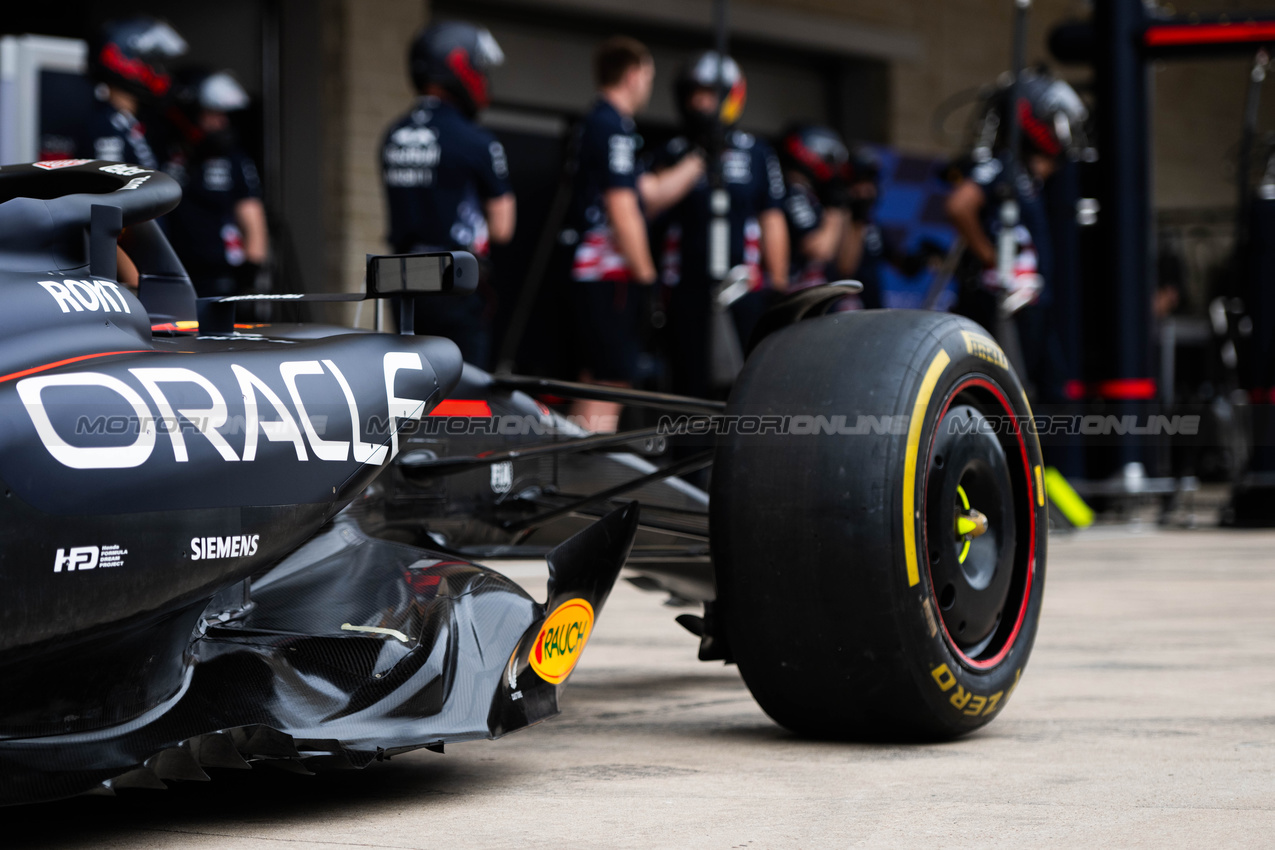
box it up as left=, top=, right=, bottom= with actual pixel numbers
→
left=923, top=378, right=1037, bottom=669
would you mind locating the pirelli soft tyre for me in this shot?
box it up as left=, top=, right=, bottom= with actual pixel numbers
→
left=711, top=310, right=1047, bottom=740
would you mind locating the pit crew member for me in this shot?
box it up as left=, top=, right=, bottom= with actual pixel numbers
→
left=162, top=70, right=267, bottom=298
left=653, top=52, right=788, bottom=397
left=945, top=68, right=1087, bottom=400
left=563, top=37, right=704, bottom=431
left=75, top=16, right=187, bottom=170
left=380, top=21, right=514, bottom=368
left=776, top=123, right=850, bottom=292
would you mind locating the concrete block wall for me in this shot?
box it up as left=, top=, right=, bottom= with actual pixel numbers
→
left=313, top=0, right=1272, bottom=295
left=746, top=0, right=1273, bottom=211
left=322, top=0, right=428, bottom=312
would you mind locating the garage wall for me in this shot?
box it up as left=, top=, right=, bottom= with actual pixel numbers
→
left=3, top=0, right=1265, bottom=298
left=476, top=19, right=829, bottom=136
left=1152, top=54, right=1273, bottom=211
left=313, top=0, right=1274, bottom=297
left=319, top=0, right=428, bottom=310
left=746, top=0, right=1275, bottom=212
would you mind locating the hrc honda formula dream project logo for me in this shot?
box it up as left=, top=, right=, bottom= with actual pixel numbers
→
left=52, top=544, right=127, bottom=573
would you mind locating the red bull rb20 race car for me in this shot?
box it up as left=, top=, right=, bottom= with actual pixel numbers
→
left=0, top=161, right=1047, bottom=806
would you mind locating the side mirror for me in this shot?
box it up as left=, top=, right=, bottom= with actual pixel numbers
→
left=366, top=251, right=479, bottom=296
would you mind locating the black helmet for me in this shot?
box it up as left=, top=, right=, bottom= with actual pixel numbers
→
left=778, top=124, right=850, bottom=188
left=675, top=51, right=747, bottom=128
left=408, top=22, right=505, bottom=117
left=973, top=68, right=1087, bottom=160
left=848, top=144, right=882, bottom=186
left=90, top=17, right=187, bottom=103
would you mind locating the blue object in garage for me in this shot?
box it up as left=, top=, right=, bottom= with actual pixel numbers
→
left=867, top=146, right=958, bottom=310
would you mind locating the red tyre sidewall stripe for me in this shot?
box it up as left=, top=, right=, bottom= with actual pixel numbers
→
left=921, top=375, right=1037, bottom=671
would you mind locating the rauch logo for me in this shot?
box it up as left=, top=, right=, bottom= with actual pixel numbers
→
left=528, top=598, right=594, bottom=684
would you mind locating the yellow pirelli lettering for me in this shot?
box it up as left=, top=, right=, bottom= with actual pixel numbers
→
left=1035, top=464, right=1045, bottom=507
left=930, top=663, right=957, bottom=692
left=961, top=330, right=1009, bottom=370
left=930, top=664, right=1018, bottom=717
left=904, top=350, right=951, bottom=587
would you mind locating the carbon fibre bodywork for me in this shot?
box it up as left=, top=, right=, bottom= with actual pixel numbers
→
left=0, top=161, right=637, bottom=806
left=367, top=365, right=715, bottom=604
left=0, top=506, right=636, bottom=806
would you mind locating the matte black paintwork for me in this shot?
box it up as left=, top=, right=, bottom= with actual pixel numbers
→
left=0, top=161, right=637, bottom=806
left=363, top=364, right=714, bottom=600
left=0, top=506, right=637, bottom=806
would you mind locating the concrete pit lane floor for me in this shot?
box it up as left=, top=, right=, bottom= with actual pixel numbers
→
left=8, top=527, right=1275, bottom=848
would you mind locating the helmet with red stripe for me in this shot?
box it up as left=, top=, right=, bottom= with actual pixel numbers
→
left=409, top=22, right=505, bottom=117
left=90, top=17, right=187, bottom=104
left=778, top=124, right=850, bottom=189
left=1003, top=69, right=1087, bottom=159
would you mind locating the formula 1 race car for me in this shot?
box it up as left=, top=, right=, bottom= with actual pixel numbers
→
left=0, top=161, right=1047, bottom=806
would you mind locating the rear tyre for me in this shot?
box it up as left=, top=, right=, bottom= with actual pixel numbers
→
left=711, top=310, right=1047, bottom=740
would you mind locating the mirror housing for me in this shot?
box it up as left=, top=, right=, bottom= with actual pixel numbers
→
left=366, top=251, right=479, bottom=296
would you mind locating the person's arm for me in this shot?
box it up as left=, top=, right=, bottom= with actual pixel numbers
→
left=802, top=207, right=847, bottom=266
left=485, top=193, right=516, bottom=244
left=638, top=153, right=704, bottom=219
left=604, top=187, right=657, bottom=285
left=756, top=145, right=789, bottom=289
left=234, top=197, right=269, bottom=265
left=227, top=157, right=268, bottom=265
left=945, top=179, right=995, bottom=268
left=759, top=208, right=789, bottom=291
left=116, top=245, right=139, bottom=289
left=835, top=220, right=866, bottom=278
left=474, top=134, right=515, bottom=244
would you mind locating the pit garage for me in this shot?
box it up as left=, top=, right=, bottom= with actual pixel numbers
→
left=0, top=0, right=1273, bottom=845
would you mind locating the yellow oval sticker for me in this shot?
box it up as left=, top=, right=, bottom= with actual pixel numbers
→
left=529, top=598, right=595, bottom=684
